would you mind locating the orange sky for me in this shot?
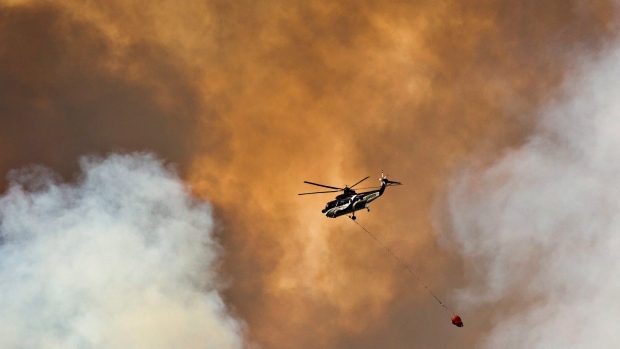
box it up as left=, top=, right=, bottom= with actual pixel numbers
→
left=1, top=1, right=618, bottom=347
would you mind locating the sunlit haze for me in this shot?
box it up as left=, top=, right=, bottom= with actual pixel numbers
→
left=1, top=1, right=619, bottom=348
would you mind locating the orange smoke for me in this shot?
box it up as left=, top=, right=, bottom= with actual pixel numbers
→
left=1, top=1, right=618, bottom=348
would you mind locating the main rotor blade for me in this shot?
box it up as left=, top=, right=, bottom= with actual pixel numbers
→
left=303, top=181, right=342, bottom=190
left=354, top=186, right=381, bottom=190
left=350, top=176, right=369, bottom=188
left=298, top=189, right=342, bottom=195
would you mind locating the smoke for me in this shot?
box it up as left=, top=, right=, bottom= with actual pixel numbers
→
left=186, top=2, right=620, bottom=345
left=2, top=1, right=620, bottom=348
left=0, top=153, right=243, bottom=349
left=442, top=40, right=620, bottom=347
left=0, top=3, right=219, bottom=184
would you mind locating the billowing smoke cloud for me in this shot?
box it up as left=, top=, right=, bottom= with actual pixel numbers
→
left=2, top=1, right=620, bottom=348
left=443, top=40, right=620, bottom=347
left=0, top=153, right=243, bottom=349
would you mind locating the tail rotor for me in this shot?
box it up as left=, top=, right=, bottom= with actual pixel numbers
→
left=379, top=170, right=402, bottom=186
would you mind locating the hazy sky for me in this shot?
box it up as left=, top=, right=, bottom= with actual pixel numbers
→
left=1, top=1, right=619, bottom=348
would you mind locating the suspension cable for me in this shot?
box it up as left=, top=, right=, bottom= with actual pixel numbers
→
left=352, top=219, right=455, bottom=316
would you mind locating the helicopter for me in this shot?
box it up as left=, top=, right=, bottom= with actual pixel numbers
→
left=298, top=172, right=402, bottom=220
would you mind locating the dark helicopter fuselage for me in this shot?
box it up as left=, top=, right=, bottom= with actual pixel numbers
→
left=299, top=172, right=401, bottom=219
left=321, top=184, right=387, bottom=218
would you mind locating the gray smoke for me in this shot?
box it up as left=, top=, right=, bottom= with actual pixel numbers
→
left=0, top=153, right=244, bottom=349
left=442, top=44, right=620, bottom=348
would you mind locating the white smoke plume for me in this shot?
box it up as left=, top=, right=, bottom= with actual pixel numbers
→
left=442, top=42, right=620, bottom=348
left=0, top=153, right=244, bottom=349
